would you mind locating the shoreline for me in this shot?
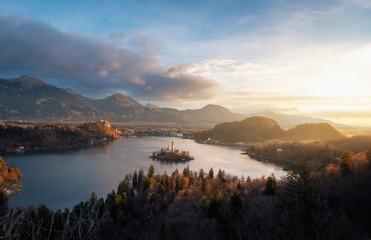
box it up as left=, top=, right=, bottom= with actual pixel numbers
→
left=195, top=140, right=297, bottom=168
left=243, top=152, right=298, bottom=168
left=0, top=139, right=116, bottom=156
left=3, top=179, right=23, bottom=200
left=194, top=140, right=248, bottom=148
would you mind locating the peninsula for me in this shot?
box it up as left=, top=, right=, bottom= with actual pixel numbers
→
left=150, top=141, right=194, bottom=162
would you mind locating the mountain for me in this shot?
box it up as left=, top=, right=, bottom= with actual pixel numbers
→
left=88, top=94, right=146, bottom=121
left=145, top=103, right=160, bottom=109
left=286, top=123, right=344, bottom=141
left=195, top=116, right=286, bottom=143
left=183, top=104, right=245, bottom=124
left=0, top=75, right=98, bottom=120
left=0, top=76, right=243, bottom=124
left=248, top=110, right=349, bottom=128
left=161, top=104, right=246, bottom=124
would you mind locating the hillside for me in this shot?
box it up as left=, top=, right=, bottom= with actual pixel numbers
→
left=286, top=123, right=344, bottom=141
left=0, top=120, right=119, bottom=154
left=195, top=116, right=285, bottom=143
left=327, top=135, right=371, bottom=153
left=195, top=118, right=345, bottom=144
left=0, top=76, right=243, bottom=124
left=0, top=76, right=98, bottom=120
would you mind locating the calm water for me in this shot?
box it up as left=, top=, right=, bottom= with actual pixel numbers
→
left=4, top=137, right=290, bottom=209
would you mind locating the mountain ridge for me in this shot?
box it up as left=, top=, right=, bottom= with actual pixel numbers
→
left=248, top=109, right=349, bottom=128
left=0, top=76, right=244, bottom=124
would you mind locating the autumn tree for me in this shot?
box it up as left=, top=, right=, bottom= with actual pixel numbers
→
left=325, top=163, right=341, bottom=183
left=366, top=148, right=371, bottom=166
left=0, top=190, right=7, bottom=206
left=175, top=174, right=182, bottom=192
left=117, top=180, right=130, bottom=195
left=202, top=178, right=211, bottom=195
left=0, top=156, right=5, bottom=171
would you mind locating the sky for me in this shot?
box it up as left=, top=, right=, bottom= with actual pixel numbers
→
left=0, top=0, right=371, bottom=126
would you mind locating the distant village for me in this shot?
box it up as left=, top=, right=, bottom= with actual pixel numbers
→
left=118, top=125, right=204, bottom=139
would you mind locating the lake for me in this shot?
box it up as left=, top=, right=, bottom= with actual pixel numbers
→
left=4, top=137, right=290, bottom=209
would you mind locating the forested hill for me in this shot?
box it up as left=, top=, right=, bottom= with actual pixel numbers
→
left=327, top=135, right=371, bottom=153
left=195, top=117, right=345, bottom=143
left=286, top=123, right=345, bottom=141
left=0, top=120, right=120, bottom=154
left=195, top=116, right=286, bottom=143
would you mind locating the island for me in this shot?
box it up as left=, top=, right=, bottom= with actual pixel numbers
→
left=150, top=141, right=194, bottom=162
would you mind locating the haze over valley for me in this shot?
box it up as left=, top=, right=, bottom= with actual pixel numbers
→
left=0, top=75, right=360, bottom=131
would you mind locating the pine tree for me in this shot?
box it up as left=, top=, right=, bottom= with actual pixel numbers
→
left=339, top=151, right=352, bottom=176
left=133, top=170, right=138, bottom=188
left=143, top=178, right=150, bottom=191
left=161, top=171, right=170, bottom=189
left=230, top=191, right=242, bottom=211
left=246, top=176, right=251, bottom=183
left=282, top=164, right=319, bottom=222
left=117, top=180, right=129, bottom=195
left=148, top=164, right=155, bottom=178
left=160, top=221, right=167, bottom=240
left=209, top=168, right=214, bottom=179
left=217, top=169, right=226, bottom=182
left=199, top=168, right=205, bottom=179
left=138, top=169, right=144, bottom=185
left=208, top=189, right=223, bottom=218
left=89, top=192, right=98, bottom=205
left=264, top=173, right=277, bottom=195
left=149, top=193, right=156, bottom=203
left=183, top=165, right=190, bottom=177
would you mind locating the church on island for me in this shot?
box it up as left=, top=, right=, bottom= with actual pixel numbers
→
left=151, top=141, right=194, bottom=162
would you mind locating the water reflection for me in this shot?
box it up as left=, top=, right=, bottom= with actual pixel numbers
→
left=4, top=137, right=291, bottom=209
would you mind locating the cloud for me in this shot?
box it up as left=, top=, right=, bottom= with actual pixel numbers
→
left=188, top=59, right=289, bottom=76
left=0, top=16, right=218, bottom=101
